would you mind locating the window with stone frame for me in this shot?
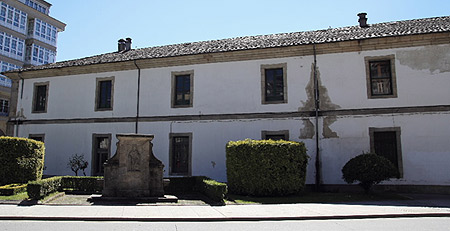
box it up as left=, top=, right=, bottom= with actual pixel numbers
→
left=95, top=77, right=114, bottom=111
left=369, top=127, right=403, bottom=177
left=28, top=134, right=45, bottom=142
left=261, top=63, right=287, bottom=104
left=365, top=55, right=397, bottom=99
left=171, top=70, right=193, bottom=108
left=32, top=82, right=49, bottom=113
left=92, top=134, right=111, bottom=176
left=0, top=99, right=8, bottom=115
left=169, top=133, right=192, bottom=176
left=262, top=130, right=289, bottom=141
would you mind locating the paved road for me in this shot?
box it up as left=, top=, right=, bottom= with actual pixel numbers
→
left=1, top=217, right=450, bottom=231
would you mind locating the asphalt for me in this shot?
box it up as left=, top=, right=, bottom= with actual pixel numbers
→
left=0, top=194, right=449, bottom=222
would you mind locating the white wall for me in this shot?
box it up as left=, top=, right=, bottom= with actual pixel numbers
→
left=14, top=43, right=450, bottom=185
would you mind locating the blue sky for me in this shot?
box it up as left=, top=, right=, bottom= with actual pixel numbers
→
left=49, top=0, right=450, bottom=62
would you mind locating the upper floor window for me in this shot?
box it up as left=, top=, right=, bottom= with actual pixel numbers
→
left=20, top=0, right=48, bottom=14
left=30, top=19, right=57, bottom=46
left=95, top=77, right=114, bottom=111
left=0, top=3, right=27, bottom=33
left=365, top=55, right=397, bottom=99
left=0, top=32, right=25, bottom=61
left=0, top=74, right=13, bottom=87
left=0, top=99, right=8, bottom=116
left=32, top=82, right=49, bottom=113
left=171, top=70, right=193, bottom=108
left=261, top=63, right=287, bottom=104
left=25, top=44, right=56, bottom=65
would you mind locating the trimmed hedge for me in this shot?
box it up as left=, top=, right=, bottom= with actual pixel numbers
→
left=165, top=176, right=227, bottom=203
left=0, top=136, right=45, bottom=185
left=0, top=183, right=28, bottom=196
left=61, top=176, right=103, bottom=193
left=27, top=176, right=104, bottom=200
left=27, top=176, right=62, bottom=200
left=226, top=139, right=308, bottom=196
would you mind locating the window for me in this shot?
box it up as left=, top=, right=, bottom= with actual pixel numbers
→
left=261, top=63, right=287, bottom=104
left=171, top=70, right=193, bottom=107
left=0, top=99, right=8, bottom=116
left=169, top=133, right=192, bottom=176
left=95, top=77, right=114, bottom=111
left=365, top=55, right=397, bottom=99
left=29, top=134, right=45, bottom=142
left=92, top=134, right=111, bottom=176
left=32, top=82, right=49, bottom=113
left=369, top=127, right=403, bottom=177
left=262, top=130, right=289, bottom=141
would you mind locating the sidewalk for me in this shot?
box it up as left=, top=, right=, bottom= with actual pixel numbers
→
left=0, top=194, right=450, bottom=222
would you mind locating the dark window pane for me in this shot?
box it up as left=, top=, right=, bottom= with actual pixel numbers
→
left=265, top=68, right=284, bottom=101
left=93, top=136, right=110, bottom=176
left=98, top=80, right=112, bottom=109
left=369, top=60, right=392, bottom=95
left=373, top=131, right=398, bottom=170
left=265, top=134, right=286, bottom=141
left=174, top=75, right=191, bottom=106
left=172, top=136, right=189, bottom=174
left=34, top=85, right=47, bottom=112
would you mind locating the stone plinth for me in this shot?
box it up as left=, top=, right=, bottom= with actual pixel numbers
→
left=103, top=134, right=164, bottom=197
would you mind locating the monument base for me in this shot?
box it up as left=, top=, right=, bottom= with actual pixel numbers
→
left=88, top=194, right=178, bottom=204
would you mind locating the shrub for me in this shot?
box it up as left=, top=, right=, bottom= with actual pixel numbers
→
left=226, top=139, right=308, bottom=196
left=67, top=154, right=89, bottom=176
left=61, top=176, right=103, bottom=193
left=0, top=183, right=28, bottom=196
left=195, top=176, right=228, bottom=203
left=342, top=153, right=398, bottom=193
left=27, top=176, right=63, bottom=200
left=165, top=176, right=227, bottom=203
left=0, top=136, right=45, bottom=185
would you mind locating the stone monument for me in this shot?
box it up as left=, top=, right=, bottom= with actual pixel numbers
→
left=102, top=134, right=165, bottom=198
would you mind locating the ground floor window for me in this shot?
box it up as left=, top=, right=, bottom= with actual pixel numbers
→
left=169, top=133, right=192, bottom=176
left=28, top=134, right=45, bottom=142
left=92, top=134, right=111, bottom=176
left=369, top=127, right=402, bottom=177
left=262, top=130, right=289, bottom=141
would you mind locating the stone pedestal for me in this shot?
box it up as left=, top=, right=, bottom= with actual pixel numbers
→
left=103, top=134, right=164, bottom=198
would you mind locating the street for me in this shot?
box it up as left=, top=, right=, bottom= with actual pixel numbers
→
left=1, top=217, right=450, bottom=231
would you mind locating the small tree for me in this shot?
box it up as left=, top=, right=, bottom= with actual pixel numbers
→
left=67, top=154, right=89, bottom=176
left=342, top=153, right=398, bottom=193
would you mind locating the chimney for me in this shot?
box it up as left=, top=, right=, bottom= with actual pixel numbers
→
left=125, top=38, right=132, bottom=51
left=118, top=39, right=126, bottom=52
left=357, top=13, right=369, bottom=28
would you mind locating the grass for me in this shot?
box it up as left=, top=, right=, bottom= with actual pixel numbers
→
left=226, top=192, right=409, bottom=204
left=0, top=192, right=29, bottom=201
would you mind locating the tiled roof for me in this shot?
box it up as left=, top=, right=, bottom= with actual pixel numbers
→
left=11, top=15, right=450, bottom=72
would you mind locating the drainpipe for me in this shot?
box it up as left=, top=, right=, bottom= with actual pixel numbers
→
left=313, top=44, right=322, bottom=191
left=133, top=60, right=141, bottom=134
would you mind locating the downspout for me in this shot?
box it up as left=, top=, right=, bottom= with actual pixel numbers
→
left=133, top=60, right=141, bottom=134
left=15, top=72, right=24, bottom=137
left=313, top=44, right=322, bottom=191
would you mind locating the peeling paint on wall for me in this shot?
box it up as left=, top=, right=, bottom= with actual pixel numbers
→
left=397, top=45, right=450, bottom=74
left=299, top=119, right=314, bottom=139
left=322, top=116, right=338, bottom=138
left=299, top=63, right=341, bottom=111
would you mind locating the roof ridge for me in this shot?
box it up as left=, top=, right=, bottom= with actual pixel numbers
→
left=6, top=15, right=450, bottom=73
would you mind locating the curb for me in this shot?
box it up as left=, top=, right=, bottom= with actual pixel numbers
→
left=1, top=213, right=450, bottom=222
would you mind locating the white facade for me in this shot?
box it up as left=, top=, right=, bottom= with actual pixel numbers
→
left=10, top=42, right=450, bottom=188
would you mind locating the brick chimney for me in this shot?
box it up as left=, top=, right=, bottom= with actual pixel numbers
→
left=358, top=13, right=369, bottom=28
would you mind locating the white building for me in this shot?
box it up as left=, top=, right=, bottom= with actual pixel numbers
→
left=4, top=14, right=450, bottom=193
left=0, top=0, right=65, bottom=135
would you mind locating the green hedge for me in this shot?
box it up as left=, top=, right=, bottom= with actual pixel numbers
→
left=27, top=176, right=62, bottom=200
left=165, top=176, right=227, bottom=203
left=27, top=176, right=104, bottom=200
left=61, top=176, right=103, bottom=193
left=226, top=139, right=308, bottom=196
left=0, top=183, right=28, bottom=196
left=0, top=136, right=45, bottom=185
left=196, top=177, right=228, bottom=203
